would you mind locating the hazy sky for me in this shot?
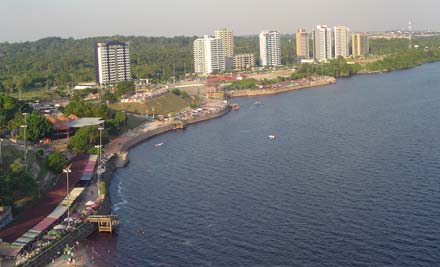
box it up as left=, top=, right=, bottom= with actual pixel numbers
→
left=1, top=0, right=439, bottom=42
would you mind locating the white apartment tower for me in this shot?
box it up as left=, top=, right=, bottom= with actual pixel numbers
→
left=193, top=36, right=226, bottom=75
left=313, top=25, right=333, bottom=61
left=334, top=26, right=351, bottom=58
left=259, top=31, right=281, bottom=67
left=214, top=28, right=234, bottom=71
left=95, top=41, right=131, bottom=85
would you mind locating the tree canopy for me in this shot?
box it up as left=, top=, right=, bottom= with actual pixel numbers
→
left=68, top=126, right=108, bottom=153
left=26, top=111, right=53, bottom=142
left=47, top=152, right=68, bottom=173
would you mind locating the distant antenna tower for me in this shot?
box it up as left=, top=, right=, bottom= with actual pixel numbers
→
left=408, top=21, right=413, bottom=49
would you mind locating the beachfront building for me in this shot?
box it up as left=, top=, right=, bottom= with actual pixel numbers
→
left=334, top=26, right=351, bottom=58
left=296, top=28, right=310, bottom=59
left=259, top=31, right=281, bottom=67
left=95, top=41, right=131, bottom=85
left=313, top=25, right=333, bottom=61
left=193, top=36, right=226, bottom=75
left=352, top=33, right=370, bottom=57
left=233, top=54, right=256, bottom=70
left=214, top=28, right=234, bottom=70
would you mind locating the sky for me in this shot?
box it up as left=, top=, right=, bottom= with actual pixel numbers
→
left=1, top=0, right=439, bottom=42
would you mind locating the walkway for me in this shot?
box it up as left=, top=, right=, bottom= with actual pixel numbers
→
left=0, top=154, right=89, bottom=242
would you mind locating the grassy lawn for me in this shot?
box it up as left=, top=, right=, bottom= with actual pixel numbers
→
left=110, top=93, right=190, bottom=116
left=125, top=115, right=146, bottom=129
left=10, top=89, right=67, bottom=101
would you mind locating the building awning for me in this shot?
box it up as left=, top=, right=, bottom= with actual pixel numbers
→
left=60, top=188, right=84, bottom=207
left=48, top=206, right=68, bottom=219
left=0, top=243, right=22, bottom=257
left=31, top=217, right=57, bottom=232
left=80, top=173, right=93, bottom=182
left=63, top=118, right=104, bottom=128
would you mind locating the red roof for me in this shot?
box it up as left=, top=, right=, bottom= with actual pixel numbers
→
left=32, top=217, right=57, bottom=232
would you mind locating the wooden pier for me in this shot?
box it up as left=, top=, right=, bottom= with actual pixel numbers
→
left=86, top=215, right=119, bottom=233
left=174, top=121, right=186, bottom=129
left=230, top=103, right=240, bottom=110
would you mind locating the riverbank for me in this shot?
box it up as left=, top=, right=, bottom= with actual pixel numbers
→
left=227, top=77, right=336, bottom=98
left=106, top=105, right=231, bottom=165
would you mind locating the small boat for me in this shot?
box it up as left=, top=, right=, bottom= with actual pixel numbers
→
left=154, top=142, right=164, bottom=147
left=254, top=101, right=262, bottom=105
left=268, top=135, right=276, bottom=140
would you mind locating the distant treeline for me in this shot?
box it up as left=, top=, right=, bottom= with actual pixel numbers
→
left=0, top=35, right=439, bottom=92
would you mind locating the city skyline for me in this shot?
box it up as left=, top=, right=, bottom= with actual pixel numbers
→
left=1, top=0, right=439, bottom=42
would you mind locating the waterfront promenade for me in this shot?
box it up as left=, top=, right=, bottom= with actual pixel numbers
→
left=0, top=154, right=89, bottom=243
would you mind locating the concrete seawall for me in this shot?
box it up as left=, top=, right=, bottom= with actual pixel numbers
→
left=228, top=78, right=336, bottom=98
left=120, top=106, right=231, bottom=154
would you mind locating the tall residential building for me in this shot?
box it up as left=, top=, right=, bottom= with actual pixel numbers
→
left=352, top=33, right=369, bottom=57
left=214, top=28, right=234, bottom=71
left=233, top=54, right=255, bottom=70
left=259, top=31, right=281, bottom=67
left=334, top=26, right=351, bottom=58
left=296, top=28, right=310, bottom=59
left=313, top=25, right=333, bottom=61
left=95, top=41, right=131, bottom=85
left=193, top=36, right=226, bottom=75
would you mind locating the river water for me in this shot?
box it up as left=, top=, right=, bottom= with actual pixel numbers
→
left=89, top=63, right=440, bottom=266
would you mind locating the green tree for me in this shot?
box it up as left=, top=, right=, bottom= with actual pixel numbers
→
left=68, top=126, right=108, bottom=153
left=115, top=81, right=135, bottom=97
left=91, top=103, right=109, bottom=118
left=47, top=152, right=68, bottom=173
left=10, top=158, right=24, bottom=174
left=63, top=97, right=94, bottom=117
left=26, top=111, right=53, bottom=142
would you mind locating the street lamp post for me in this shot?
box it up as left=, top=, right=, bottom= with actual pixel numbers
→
left=20, top=124, right=28, bottom=168
left=97, top=127, right=104, bottom=198
left=94, top=144, right=102, bottom=198
left=0, top=138, right=3, bottom=170
left=122, top=110, right=126, bottom=128
left=21, top=113, right=28, bottom=168
left=63, top=168, right=72, bottom=218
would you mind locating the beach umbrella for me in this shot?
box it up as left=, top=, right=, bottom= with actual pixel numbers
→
left=53, top=224, right=65, bottom=230
left=43, top=235, right=55, bottom=241
left=48, top=230, right=58, bottom=236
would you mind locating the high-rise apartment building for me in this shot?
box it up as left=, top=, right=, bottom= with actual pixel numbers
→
left=214, top=28, right=234, bottom=71
left=334, top=26, right=351, bottom=58
left=352, top=33, right=369, bottom=57
left=259, top=31, right=281, bottom=67
left=313, top=25, right=333, bottom=61
left=233, top=54, right=255, bottom=70
left=296, top=29, right=310, bottom=59
left=95, top=41, right=131, bottom=85
left=193, top=36, right=226, bottom=75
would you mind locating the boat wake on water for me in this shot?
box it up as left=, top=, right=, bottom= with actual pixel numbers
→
left=113, top=174, right=128, bottom=212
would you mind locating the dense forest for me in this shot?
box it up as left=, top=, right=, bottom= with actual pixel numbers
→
left=1, top=35, right=440, bottom=93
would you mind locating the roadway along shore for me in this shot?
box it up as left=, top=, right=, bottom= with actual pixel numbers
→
left=227, top=77, right=337, bottom=98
